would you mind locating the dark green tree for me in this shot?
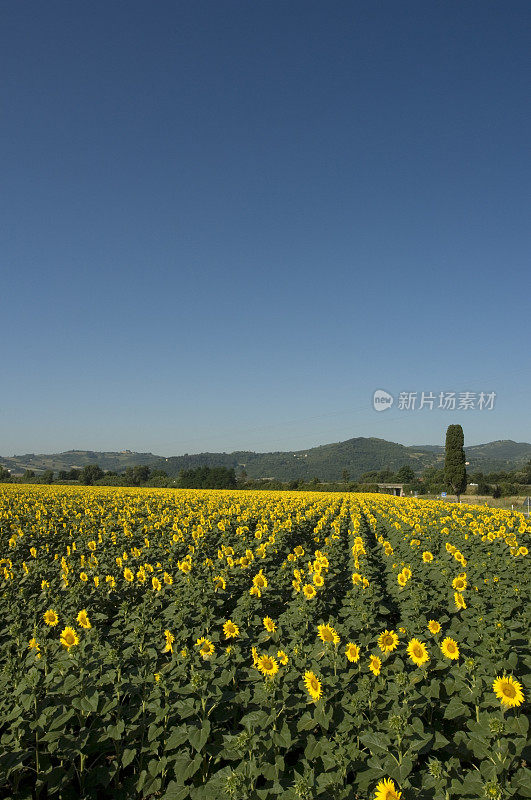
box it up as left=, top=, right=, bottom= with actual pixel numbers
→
left=396, top=465, right=415, bottom=482
left=444, top=424, right=467, bottom=502
left=342, top=469, right=350, bottom=483
left=80, top=464, right=104, bottom=485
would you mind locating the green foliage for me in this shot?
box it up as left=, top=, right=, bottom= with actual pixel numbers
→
left=445, top=425, right=467, bottom=499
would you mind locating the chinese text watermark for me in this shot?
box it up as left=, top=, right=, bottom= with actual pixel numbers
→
left=373, top=390, right=496, bottom=412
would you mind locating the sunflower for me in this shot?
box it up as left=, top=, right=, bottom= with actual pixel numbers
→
left=454, top=592, right=467, bottom=610
left=257, top=654, right=279, bottom=678
left=60, top=627, right=79, bottom=650
left=492, top=675, right=525, bottom=708
left=213, top=575, right=226, bottom=591
left=428, top=620, right=441, bottom=634
left=303, top=671, right=322, bottom=701
left=196, top=638, right=215, bottom=660
left=123, top=568, right=134, bottom=582
left=407, top=639, right=429, bottom=667
left=317, top=624, right=340, bottom=645
left=294, top=545, right=305, bottom=557
left=345, top=642, right=360, bottom=663
left=163, top=629, right=174, bottom=653
left=263, top=616, right=276, bottom=633
left=79, top=572, right=88, bottom=582
left=397, top=573, right=408, bottom=587
left=303, top=584, right=316, bottom=599
left=452, top=575, right=467, bottom=591
left=373, top=777, right=402, bottom=800
left=223, top=620, right=240, bottom=639
left=422, top=551, right=434, bottom=563
left=369, top=655, right=382, bottom=676
left=378, top=630, right=399, bottom=653
left=251, top=646, right=260, bottom=667
left=277, top=650, right=288, bottom=665
left=76, top=610, right=91, bottom=630
left=440, top=637, right=459, bottom=660
left=43, top=609, right=59, bottom=627
left=252, top=570, right=268, bottom=589
left=313, top=573, right=324, bottom=587
left=152, top=577, right=162, bottom=591
left=29, top=637, right=41, bottom=658
left=352, top=572, right=362, bottom=585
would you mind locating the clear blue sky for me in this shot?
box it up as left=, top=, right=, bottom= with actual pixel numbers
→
left=2, top=1, right=530, bottom=456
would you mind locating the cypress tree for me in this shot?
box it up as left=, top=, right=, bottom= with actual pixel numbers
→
left=444, top=424, right=467, bottom=502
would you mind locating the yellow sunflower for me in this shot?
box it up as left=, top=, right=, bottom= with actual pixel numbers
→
left=452, top=575, right=467, bottom=591
left=369, top=655, right=382, bottom=676
left=378, top=630, right=399, bottom=653
left=263, top=616, right=276, bottom=633
left=60, top=627, right=79, bottom=650
left=373, top=777, right=402, bottom=800
left=428, top=620, right=441, bottom=634
left=76, top=610, right=91, bottom=630
left=257, top=654, right=279, bottom=678
left=303, top=584, right=316, bottom=599
left=422, top=551, right=434, bottom=563
left=277, top=650, right=288, bottom=665
left=492, top=675, right=525, bottom=708
left=345, top=642, right=360, bottom=663
left=163, top=629, right=174, bottom=653
left=213, top=575, right=226, bottom=591
left=454, top=592, right=467, bottom=610
left=223, top=620, right=240, bottom=639
left=317, top=624, right=340, bottom=645
left=303, top=670, right=322, bottom=701
left=196, top=637, right=215, bottom=660
left=407, top=639, right=429, bottom=667
left=440, top=637, right=459, bottom=660
left=43, top=609, right=59, bottom=627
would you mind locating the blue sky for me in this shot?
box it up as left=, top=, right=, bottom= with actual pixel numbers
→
left=2, top=1, right=530, bottom=456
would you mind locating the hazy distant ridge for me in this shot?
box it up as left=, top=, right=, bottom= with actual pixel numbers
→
left=2, top=438, right=530, bottom=481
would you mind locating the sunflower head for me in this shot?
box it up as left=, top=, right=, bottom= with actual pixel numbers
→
left=257, top=654, right=279, bottom=678
left=346, top=642, right=360, bottom=663
left=43, top=609, right=58, bottom=627
left=492, top=674, right=525, bottom=708
left=373, top=777, right=402, bottom=800
left=378, top=630, right=399, bottom=653
left=440, top=637, right=459, bottom=660
left=60, top=627, right=79, bottom=650
left=76, top=610, right=91, bottom=630
left=223, top=620, right=240, bottom=639
left=428, top=620, right=441, bottom=634
left=369, top=655, right=382, bottom=676
left=317, top=624, right=340, bottom=645
left=407, top=638, right=429, bottom=667
left=303, top=670, right=322, bottom=701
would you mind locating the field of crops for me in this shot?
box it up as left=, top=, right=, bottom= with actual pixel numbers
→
left=0, top=485, right=529, bottom=800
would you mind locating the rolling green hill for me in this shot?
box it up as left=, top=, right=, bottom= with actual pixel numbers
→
left=3, top=438, right=530, bottom=482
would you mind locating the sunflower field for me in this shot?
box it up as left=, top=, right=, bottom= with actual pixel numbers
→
left=0, top=484, right=529, bottom=800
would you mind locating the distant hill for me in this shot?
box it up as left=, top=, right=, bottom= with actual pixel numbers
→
left=3, top=438, right=530, bottom=481
left=0, top=450, right=157, bottom=475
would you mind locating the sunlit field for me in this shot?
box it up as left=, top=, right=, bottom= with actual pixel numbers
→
left=0, top=485, right=529, bottom=800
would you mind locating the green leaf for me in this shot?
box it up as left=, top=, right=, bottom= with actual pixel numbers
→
left=166, top=726, right=190, bottom=752
left=122, top=748, right=136, bottom=768
left=360, top=733, right=390, bottom=755
left=189, top=720, right=210, bottom=752
left=444, top=696, right=468, bottom=719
